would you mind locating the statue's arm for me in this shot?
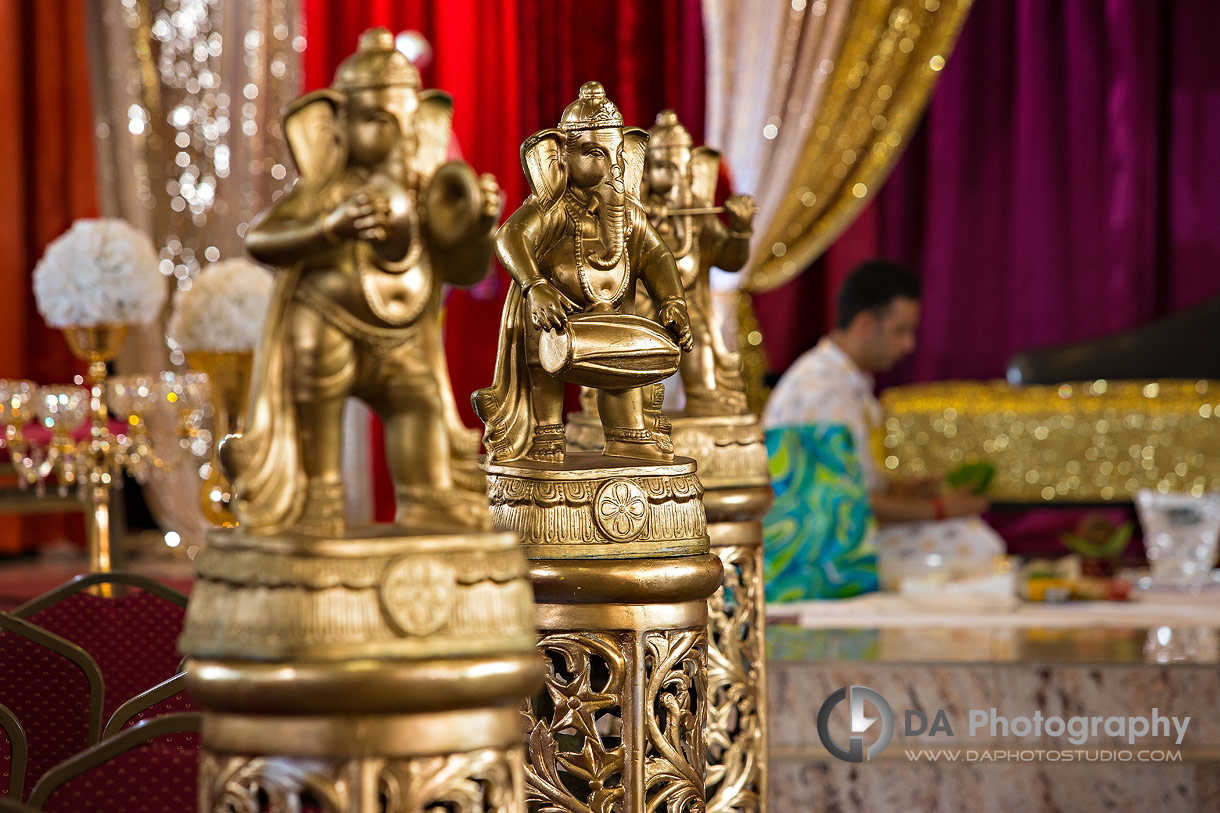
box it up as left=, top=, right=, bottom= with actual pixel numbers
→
left=497, top=201, right=576, bottom=331
left=703, top=214, right=749, bottom=273
left=244, top=186, right=333, bottom=266
left=636, top=210, right=693, bottom=350
left=495, top=201, right=550, bottom=289
left=635, top=208, right=684, bottom=305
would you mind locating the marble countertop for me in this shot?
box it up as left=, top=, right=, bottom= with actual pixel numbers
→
left=766, top=624, right=1219, bottom=665
left=766, top=589, right=1220, bottom=665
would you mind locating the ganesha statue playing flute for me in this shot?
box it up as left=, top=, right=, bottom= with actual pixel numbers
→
left=474, top=81, right=693, bottom=464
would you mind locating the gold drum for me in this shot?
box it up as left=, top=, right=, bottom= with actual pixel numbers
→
left=538, top=312, right=680, bottom=389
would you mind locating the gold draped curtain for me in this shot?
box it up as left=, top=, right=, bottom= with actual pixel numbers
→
left=86, top=0, right=304, bottom=543
left=704, top=0, right=974, bottom=294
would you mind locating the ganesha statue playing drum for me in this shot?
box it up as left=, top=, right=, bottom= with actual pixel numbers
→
left=474, top=81, right=692, bottom=465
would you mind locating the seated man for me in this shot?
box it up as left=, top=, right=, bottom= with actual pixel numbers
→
left=762, top=260, right=1005, bottom=601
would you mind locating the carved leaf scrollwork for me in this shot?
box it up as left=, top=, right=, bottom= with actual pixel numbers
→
left=705, top=547, right=763, bottom=813
left=380, top=748, right=525, bottom=812
left=203, top=748, right=526, bottom=813
left=204, top=753, right=345, bottom=813
left=524, top=632, right=627, bottom=813
left=643, top=629, right=707, bottom=813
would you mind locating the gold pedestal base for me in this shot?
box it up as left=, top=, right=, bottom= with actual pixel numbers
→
left=199, top=712, right=527, bottom=812
left=181, top=525, right=543, bottom=812
left=568, top=411, right=773, bottom=813
left=705, top=518, right=767, bottom=813
left=484, top=452, right=718, bottom=811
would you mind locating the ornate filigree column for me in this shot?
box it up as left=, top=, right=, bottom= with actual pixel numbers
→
left=485, top=455, right=721, bottom=813
left=564, top=104, right=772, bottom=812
left=180, top=527, right=542, bottom=812
left=568, top=415, right=772, bottom=812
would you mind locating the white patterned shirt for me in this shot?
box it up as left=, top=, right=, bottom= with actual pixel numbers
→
left=762, top=337, right=884, bottom=491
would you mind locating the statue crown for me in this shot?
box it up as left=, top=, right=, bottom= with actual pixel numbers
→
left=559, top=81, right=623, bottom=133
left=648, top=109, right=692, bottom=150
left=333, top=27, right=421, bottom=92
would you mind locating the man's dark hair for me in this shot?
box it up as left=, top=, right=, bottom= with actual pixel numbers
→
left=835, top=260, right=922, bottom=330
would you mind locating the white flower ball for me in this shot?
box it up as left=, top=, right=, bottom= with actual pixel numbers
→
left=33, top=218, right=166, bottom=328
left=168, top=258, right=274, bottom=353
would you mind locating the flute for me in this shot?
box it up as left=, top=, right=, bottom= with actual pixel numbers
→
left=648, top=205, right=725, bottom=216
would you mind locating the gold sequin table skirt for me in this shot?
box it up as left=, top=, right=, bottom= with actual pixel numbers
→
left=879, top=379, right=1220, bottom=503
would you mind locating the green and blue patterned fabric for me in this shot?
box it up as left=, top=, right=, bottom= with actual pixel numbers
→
left=763, top=424, right=878, bottom=601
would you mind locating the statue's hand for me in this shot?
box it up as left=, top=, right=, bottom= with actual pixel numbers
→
left=526, top=280, right=578, bottom=332
left=478, top=173, right=504, bottom=222
left=321, top=190, right=392, bottom=243
left=658, top=299, right=694, bottom=352
left=724, top=194, right=757, bottom=232
left=645, top=202, right=668, bottom=221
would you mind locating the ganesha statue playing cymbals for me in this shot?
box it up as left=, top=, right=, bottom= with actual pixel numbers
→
left=226, top=27, right=501, bottom=536
left=180, top=29, right=543, bottom=813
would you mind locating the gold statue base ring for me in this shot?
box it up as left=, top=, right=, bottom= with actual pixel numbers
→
left=181, top=525, right=543, bottom=812
left=569, top=411, right=773, bottom=812
left=483, top=452, right=708, bottom=560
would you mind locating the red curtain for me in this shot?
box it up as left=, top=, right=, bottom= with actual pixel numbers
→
left=0, top=2, right=95, bottom=553
left=301, top=0, right=706, bottom=519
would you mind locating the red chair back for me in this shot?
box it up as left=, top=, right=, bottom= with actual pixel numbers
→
left=27, top=714, right=200, bottom=813
left=103, top=673, right=198, bottom=741
left=0, top=702, right=27, bottom=800
left=14, top=574, right=188, bottom=720
left=0, top=614, right=102, bottom=801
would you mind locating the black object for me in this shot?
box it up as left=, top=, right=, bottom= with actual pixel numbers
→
left=1006, top=295, right=1220, bottom=385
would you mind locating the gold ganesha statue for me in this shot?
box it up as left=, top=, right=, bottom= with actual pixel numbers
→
left=223, top=28, right=501, bottom=536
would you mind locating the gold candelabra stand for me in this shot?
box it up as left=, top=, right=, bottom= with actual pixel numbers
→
left=0, top=324, right=211, bottom=571
left=183, top=350, right=252, bottom=527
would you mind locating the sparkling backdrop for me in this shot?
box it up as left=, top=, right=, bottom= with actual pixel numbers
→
left=86, top=0, right=301, bottom=539
left=90, top=0, right=301, bottom=294
left=882, top=380, right=1220, bottom=503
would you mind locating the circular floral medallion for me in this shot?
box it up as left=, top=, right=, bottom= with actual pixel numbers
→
left=381, top=555, right=457, bottom=637
left=594, top=478, right=649, bottom=542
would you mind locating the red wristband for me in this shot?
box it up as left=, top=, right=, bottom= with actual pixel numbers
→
left=932, top=497, right=947, bottom=521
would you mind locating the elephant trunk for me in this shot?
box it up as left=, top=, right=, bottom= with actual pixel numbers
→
left=588, top=168, right=626, bottom=270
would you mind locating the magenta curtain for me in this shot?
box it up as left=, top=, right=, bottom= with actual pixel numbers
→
left=756, top=0, right=1220, bottom=385
left=869, top=0, right=1220, bottom=385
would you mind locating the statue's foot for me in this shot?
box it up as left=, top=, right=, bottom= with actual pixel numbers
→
left=298, top=480, right=347, bottom=537
left=683, top=387, right=747, bottom=417
left=603, top=426, right=674, bottom=462
left=645, top=412, right=674, bottom=456
left=397, top=487, right=493, bottom=531
left=525, top=423, right=566, bottom=464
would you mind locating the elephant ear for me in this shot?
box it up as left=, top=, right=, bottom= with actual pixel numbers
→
left=412, top=89, right=455, bottom=183
left=690, top=146, right=721, bottom=207
left=521, top=129, right=565, bottom=208
left=621, top=127, right=649, bottom=201
left=283, top=89, right=346, bottom=186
